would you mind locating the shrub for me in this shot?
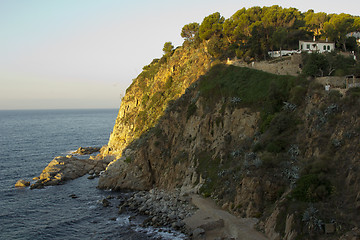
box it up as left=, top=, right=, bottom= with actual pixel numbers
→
left=268, top=112, right=297, bottom=136
left=302, top=53, right=328, bottom=77
left=290, top=85, right=307, bottom=106
left=291, top=174, right=332, bottom=202
left=343, top=87, right=360, bottom=105
left=266, top=140, right=286, bottom=153
left=187, top=102, right=197, bottom=119
left=261, top=152, right=279, bottom=168
left=196, top=152, right=221, bottom=197
left=328, top=90, right=342, bottom=102
left=124, top=156, right=132, bottom=163
left=346, top=87, right=360, bottom=98
left=260, top=113, right=275, bottom=133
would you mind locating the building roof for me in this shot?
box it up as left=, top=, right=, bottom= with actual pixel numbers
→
left=299, top=39, right=335, bottom=44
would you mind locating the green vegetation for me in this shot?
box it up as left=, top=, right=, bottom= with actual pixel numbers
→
left=180, top=6, right=360, bottom=60
left=181, top=22, right=200, bottom=43
left=198, top=64, right=295, bottom=106
left=186, top=102, right=197, bottom=119
left=291, top=174, right=332, bottom=202
left=302, top=52, right=358, bottom=77
left=345, top=87, right=360, bottom=100
left=196, top=152, right=221, bottom=197
left=124, top=156, right=132, bottom=163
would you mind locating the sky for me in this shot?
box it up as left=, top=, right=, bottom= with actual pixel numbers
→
left=0, top=0, right=359, bottom=110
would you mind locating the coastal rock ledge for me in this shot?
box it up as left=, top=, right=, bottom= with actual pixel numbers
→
left=30, top=155, right=113, bottom=189
left=72, top=146, right=101, bottom=155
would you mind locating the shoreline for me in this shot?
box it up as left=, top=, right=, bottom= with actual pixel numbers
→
left=16, top=147, right=268, bottom=239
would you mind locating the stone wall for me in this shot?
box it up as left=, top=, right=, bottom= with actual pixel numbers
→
left=231, top=54, right=302, bottom=76
left=315, top=76, right=346, bottom=88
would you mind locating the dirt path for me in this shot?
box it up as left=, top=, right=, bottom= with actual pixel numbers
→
left=183, top=195, right=268, bottom=240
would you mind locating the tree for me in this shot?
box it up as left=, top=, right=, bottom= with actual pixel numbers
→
left=271, top=27, right=287, bottom=56
left=207, top=35, right=224, bottom=58
left=223, top=8, right=251, bottom=43
left=247, top=22, right=268, bottom=60
left=163, top=42, right=174, bottom=55
left=354, top=17, right=360, bottom=31
left=304, top=11, right=328, bottom=36
left=199, top=12, right=225, bottom=40
left=324, top=14, right=355, bottom=51
left=302, top=52, right=329, bottom=77
left=181, top=22, right=199, bottom=42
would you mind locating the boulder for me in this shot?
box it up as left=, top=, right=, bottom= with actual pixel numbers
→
left=69, top=194, right=78, bottom=199
left=102, top=198, right=111, bottom=207
left=192, top=228, right=205, bottom=239
left=73, top=147, right=101, bottom=155
left=15, top=179, right=30, bottom=188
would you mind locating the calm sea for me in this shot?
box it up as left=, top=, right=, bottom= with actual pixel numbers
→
left=0, top=109, right=185, bottom=240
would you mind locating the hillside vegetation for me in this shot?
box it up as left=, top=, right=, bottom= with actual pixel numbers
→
left=182, top=5, right=360, bottom=60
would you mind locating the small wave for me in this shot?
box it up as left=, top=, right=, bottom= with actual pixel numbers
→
left=116, top=215, right=130, bottom=226
left=65, top=149, right=77, bottom=155
left=134, top=225, right=186, bottom=240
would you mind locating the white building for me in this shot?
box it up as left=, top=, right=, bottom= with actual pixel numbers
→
left=299, top=37, right=335, bottom=53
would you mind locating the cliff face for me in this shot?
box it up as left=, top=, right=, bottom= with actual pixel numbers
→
left=99, top=48, right=360, bottom=239
left=101, top=44, right=212, bottom=157
left=99, top=63, right=299, bottom=216
left=99, top=91, right=260, bottom=192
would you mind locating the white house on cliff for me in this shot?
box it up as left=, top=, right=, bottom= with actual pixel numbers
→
left=299, top=37, right=335, bottom=53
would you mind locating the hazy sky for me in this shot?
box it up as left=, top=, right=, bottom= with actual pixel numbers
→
left=0, top=0, right=359, bottom=110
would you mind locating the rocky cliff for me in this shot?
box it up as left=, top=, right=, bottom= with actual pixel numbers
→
left=101, top=44, right=212, bottom=157
left=98, top=43, right=360, bottom=239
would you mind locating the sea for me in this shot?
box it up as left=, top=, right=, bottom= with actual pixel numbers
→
left=0, top=109, right=185, bottom=240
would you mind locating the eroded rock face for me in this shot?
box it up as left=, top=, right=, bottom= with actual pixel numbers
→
left=98, top=91, right=260, bottom=194
left=30, top=155, right=109, bottom=189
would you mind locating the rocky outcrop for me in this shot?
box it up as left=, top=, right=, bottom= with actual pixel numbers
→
left=73, top=146, right=101, bottom=155
left=101, top=45, right=212, bottom=157
left=30, top=155, right=113, bottom=189
left=15, top=179, right=30, bottom=188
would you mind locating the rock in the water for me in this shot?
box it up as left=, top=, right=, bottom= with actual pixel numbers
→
left=73, top=147, right=101, bottom=155
left=30, top=155, right=109, bottom=189
left=102, top=198, right=111, bottom=207
left=15, top=179, right=30, bottom=188
left=118, top=205, right=125, bottom=214
left=69, top=194, right=78, bottom=199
